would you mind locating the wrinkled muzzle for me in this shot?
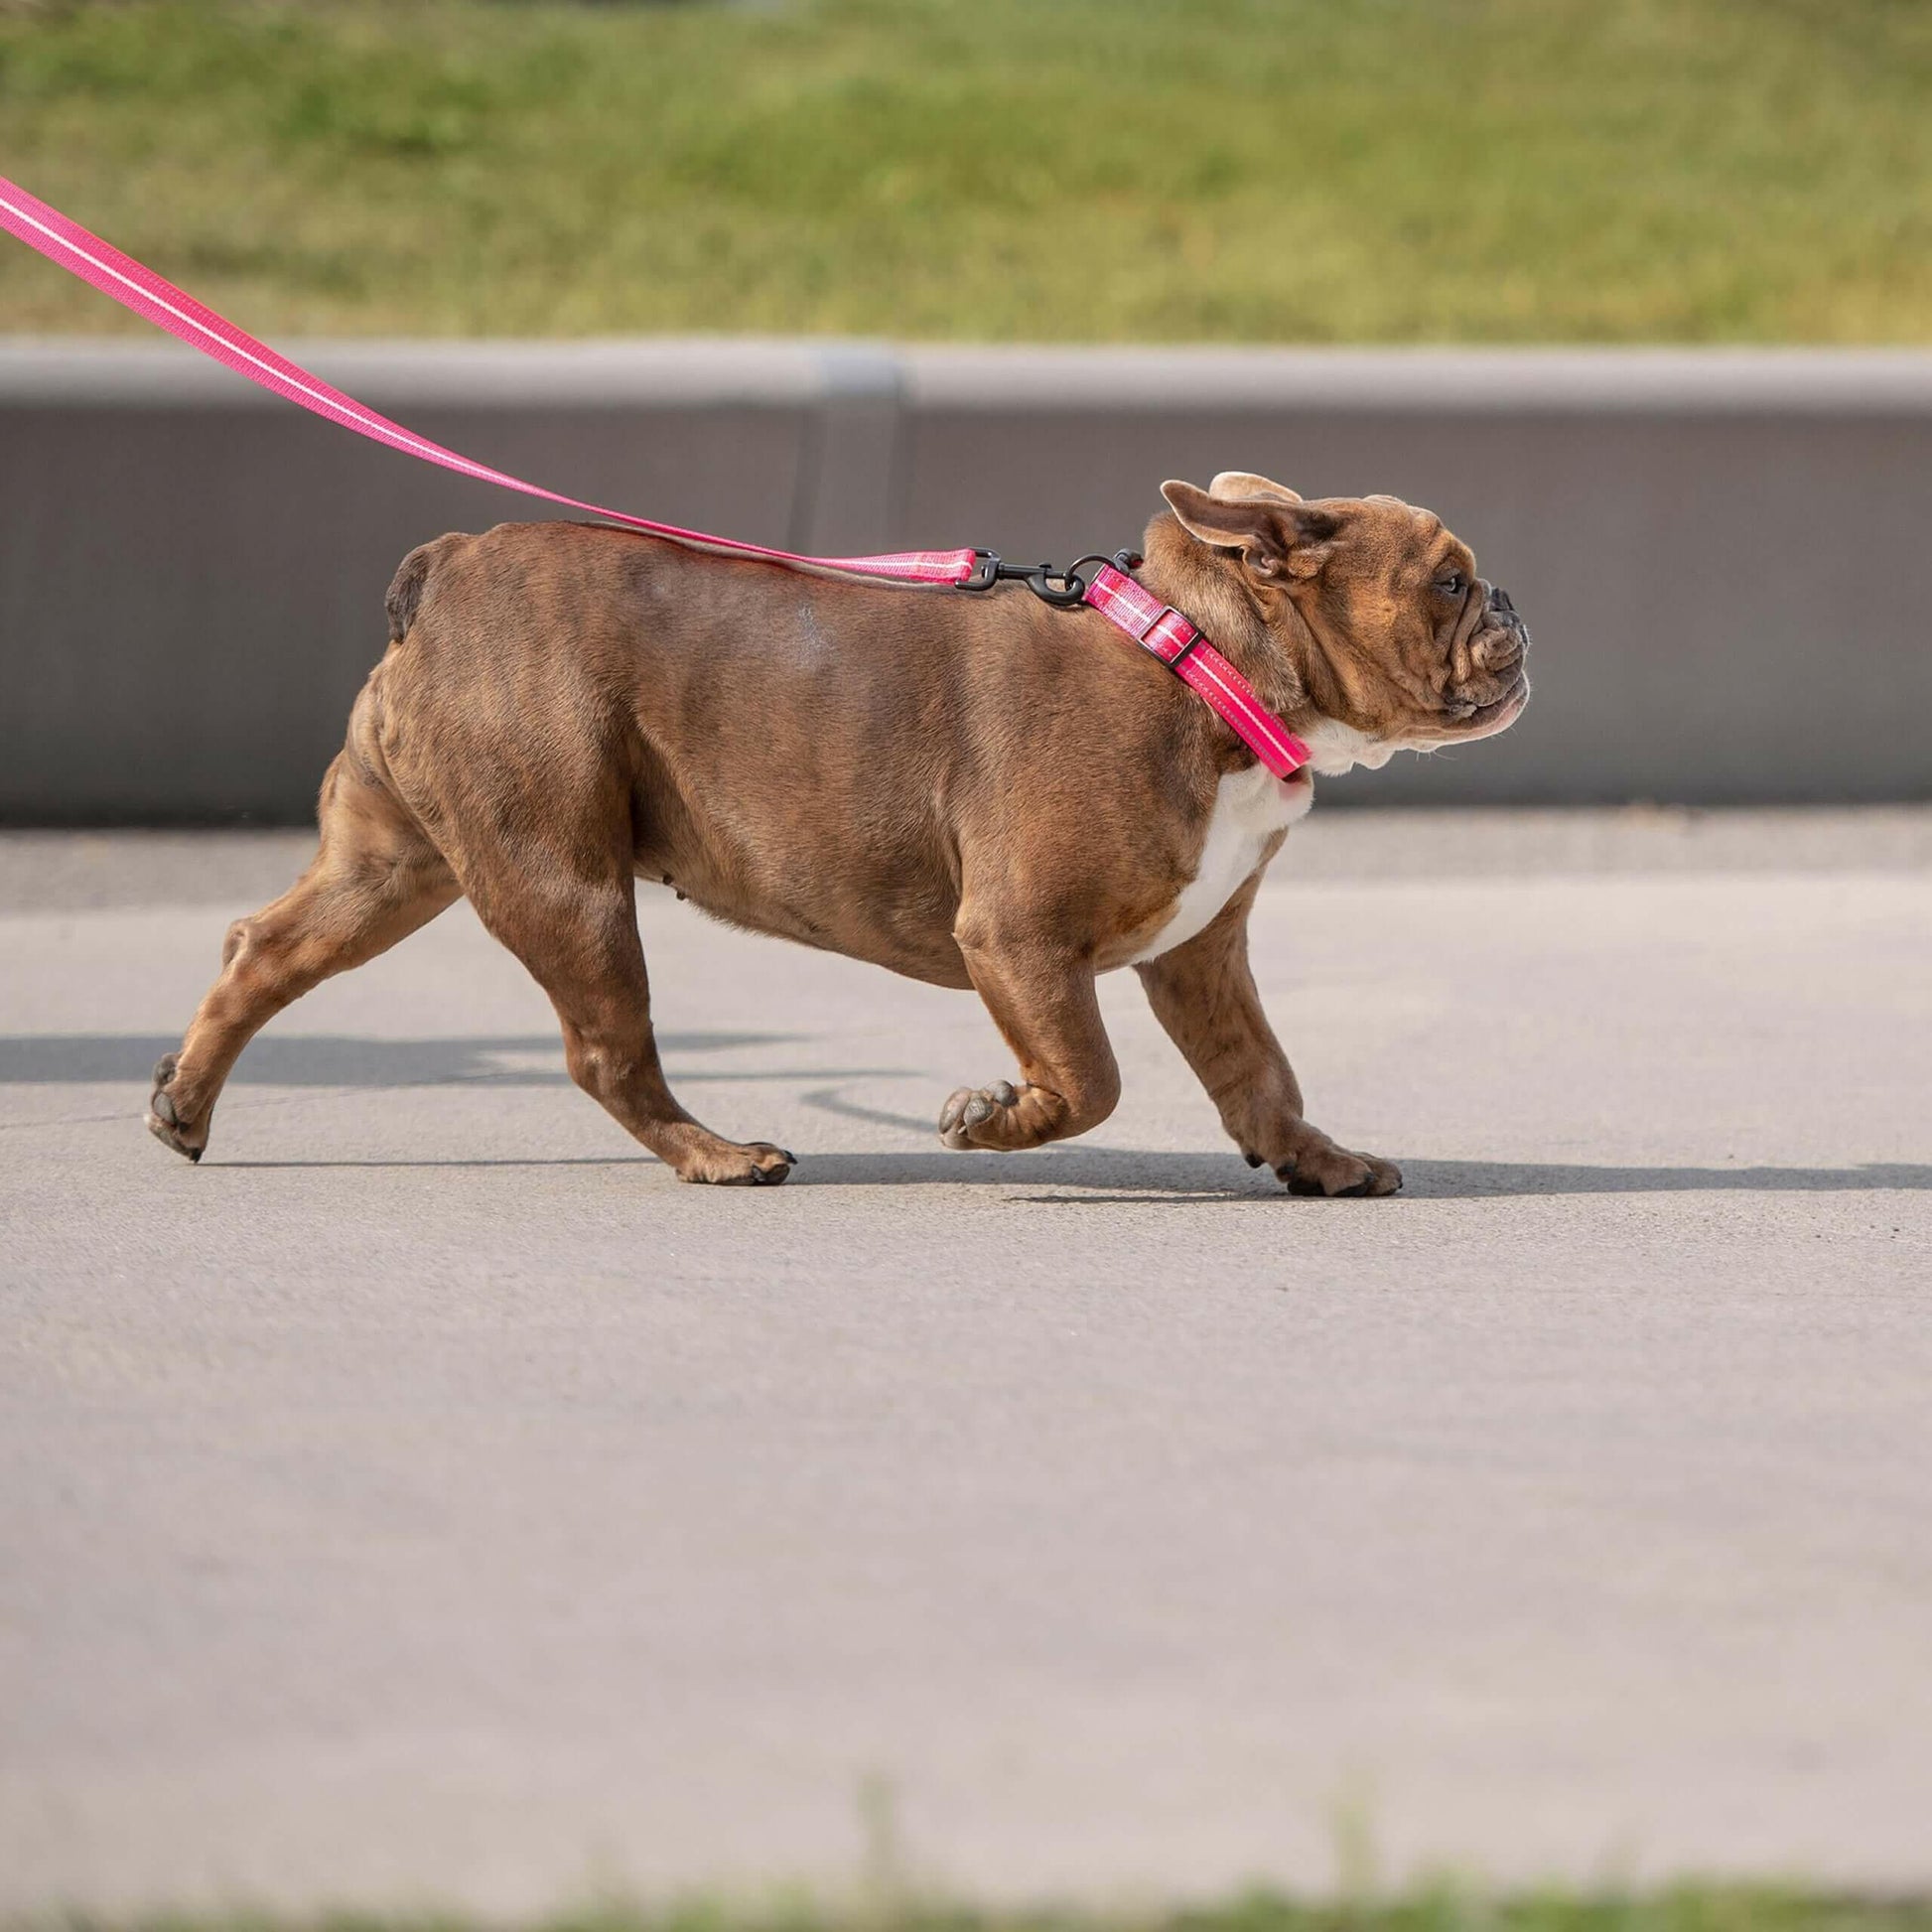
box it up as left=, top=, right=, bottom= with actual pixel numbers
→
left=1451, top=583, right=1531, bottom=732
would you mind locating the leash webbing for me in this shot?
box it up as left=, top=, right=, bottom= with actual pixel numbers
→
left=0, top=173, right=1309, bottom=777
left=0, top=174, right=973, bottom=584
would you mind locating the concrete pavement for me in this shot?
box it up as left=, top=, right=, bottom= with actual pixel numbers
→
left=2, top=811, right=1929, bottom=1910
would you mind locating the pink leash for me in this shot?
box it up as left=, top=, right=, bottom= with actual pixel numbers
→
left=0, top=173, right=1309, bottom=779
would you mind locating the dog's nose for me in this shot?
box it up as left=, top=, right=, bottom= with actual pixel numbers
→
left=1490, top=584, right=1515, bottom=616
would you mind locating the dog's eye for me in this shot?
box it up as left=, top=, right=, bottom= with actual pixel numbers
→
left=1436, top=573, right=1465, bottom=598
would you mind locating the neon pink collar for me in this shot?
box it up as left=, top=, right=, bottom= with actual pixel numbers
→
left=1080, top=563, right=1310, bottom=779
left=0, top=171, right=1310, bottom=783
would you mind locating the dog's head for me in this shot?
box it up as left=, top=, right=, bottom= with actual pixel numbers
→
left=1153, top=472, right=1530, bottom=774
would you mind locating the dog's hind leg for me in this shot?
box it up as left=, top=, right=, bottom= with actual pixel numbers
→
left=147, top=748, right=461, bottom=1163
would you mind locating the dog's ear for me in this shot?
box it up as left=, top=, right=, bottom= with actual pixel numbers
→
left=1208, top=471, right=1304, bottom=506
left=1162, top=479, right=1339, bottom=581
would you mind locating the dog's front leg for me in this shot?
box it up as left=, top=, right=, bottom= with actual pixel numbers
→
left=1135, top=878, right=1402, bottom=1197
left=940, top=922, right=1121, bottom=1153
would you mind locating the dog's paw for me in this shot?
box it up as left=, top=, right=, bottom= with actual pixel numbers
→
left=938, top=1079, right=1023, bottom=1151
left=146, top=1052, right=207, bottom=1164
left=675, top=1139, right=796, bottom=1186
left=1274, top=1142, right=1402, bottom=1198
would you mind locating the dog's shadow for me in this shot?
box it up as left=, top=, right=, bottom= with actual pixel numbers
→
left=6, top=1033, right=1925, bottom=1198
left=207, top=1136, right=1932, bottom=1197
left=218, top=1144, right=1932, bottom=1202
left=0, top=1031, right=801, bottom=1087
left=790, top=1148, right=1932, bottom=1199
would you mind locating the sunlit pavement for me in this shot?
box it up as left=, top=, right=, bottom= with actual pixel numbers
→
left=3, top=811, right=1929, bottom=1910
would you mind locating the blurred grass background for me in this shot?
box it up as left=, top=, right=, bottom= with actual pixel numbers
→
left=10, top=1893, right=1932, bottom=1932
left=1, top=0, right=1930, bottom=343
left=12, top=1890, right=1932, bottom=1932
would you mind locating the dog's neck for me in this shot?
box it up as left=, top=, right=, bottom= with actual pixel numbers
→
left=1136, top=515, right=1311, bottom=727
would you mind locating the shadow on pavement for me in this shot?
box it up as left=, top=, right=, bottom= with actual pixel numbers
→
left=0, top=1032, right=793, bottom=1085
left=796, top=1151, right=1932, bottom=1195
left=1405, top=1159, right=1932, bottom=1196
left=207, top=1146, right=1932, bottom=1195
left=14, top=1038, right=1921, bottom=1196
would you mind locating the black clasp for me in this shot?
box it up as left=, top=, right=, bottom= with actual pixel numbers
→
left=958, top=550, right=1080, bottom=604
left=1025, top=564, right=1089, bottom=608
left=958, top=547, right=1142, bottom=608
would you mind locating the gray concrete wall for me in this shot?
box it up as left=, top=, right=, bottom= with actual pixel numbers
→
left=3, top=340, right=1929, bottom=820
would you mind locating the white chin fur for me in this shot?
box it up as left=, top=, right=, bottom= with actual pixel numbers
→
left=1299, top=690, right=1528, bottom=774
left=1300, top=718, right=1399, bottom=774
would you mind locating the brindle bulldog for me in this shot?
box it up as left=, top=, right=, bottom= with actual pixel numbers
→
left=146, top=471, right=1528, bottom=1193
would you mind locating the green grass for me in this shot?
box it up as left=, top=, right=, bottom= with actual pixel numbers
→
left=2, top=0, right=1931, bottom=342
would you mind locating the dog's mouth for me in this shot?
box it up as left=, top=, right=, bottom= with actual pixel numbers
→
left=1468, top=675, right=1530, bottom=729
left=1441, top=666, right=1531, bottom=740
left=1297, top=659, right=1527, bottom=773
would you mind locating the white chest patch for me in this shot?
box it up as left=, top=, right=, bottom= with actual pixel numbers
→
left=1121, top=763, right=1314, bottom=966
